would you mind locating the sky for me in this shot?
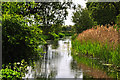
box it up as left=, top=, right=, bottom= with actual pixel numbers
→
left=64, top=0, right=87, bottom=25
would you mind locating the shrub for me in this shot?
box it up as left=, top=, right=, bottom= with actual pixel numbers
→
left=116, top=14, right=120, bottom=26
left=2, top=14, right=45, bottom=64
left=49, top=32, right=59, bottom=40
left=58, top=32, right=65, bottom=38
left=72, top=5, right=94, bottom=33
left=0, top=59, right=28, bottom=79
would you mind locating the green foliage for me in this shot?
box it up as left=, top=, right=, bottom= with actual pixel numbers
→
left=86, top=2, right=120, bottom=25
left=2, top=1, right=74, bottom=40
left=25, top=2, right=73, bottom=35
left=72, top=5, right=94, bottom=33
left=71, top=51, right=120, bottom=78
left=2, top=13, right=45, bottom=64
left=61, top=25, right=75, bottom=36
left=49, top=32, right=59, bottom=40
left=116, top=14, right=120, bottom=25
left=2, top=2, right=35, bottom=16
left=72, top=39, right=120, bottom=66
left=2, top=1, right=75, bottom=65
left=0, top=59, right=28, bottom=79
left=51, top=40, right=59, bottom=49
left=58, top=32, right=65, bottom=38
left=71, top=34, right=78, bottom=40
left=2, top=1, right=75, bottom=78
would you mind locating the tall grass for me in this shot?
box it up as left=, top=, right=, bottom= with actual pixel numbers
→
left=72, top=40, right=120, bottom=65
left=77, top=24, right=120, bottom=47
left=72, top=25, right=120, bottom=66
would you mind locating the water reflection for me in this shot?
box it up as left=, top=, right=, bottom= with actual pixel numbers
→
left=23, top=37, right=83, bottom=79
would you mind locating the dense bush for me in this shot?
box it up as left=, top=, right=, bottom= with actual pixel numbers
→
left=72, top=5, right=94, bottom=33
left=49, top=32, right=59, bottom=40
left=0, top=59, right=28, bottom=79
left=1, top=2, right=74, bottom=79
left=116, top=14, right=120, bottom=26
left=86, top=2, right=120, bottom=25
left=2, top=14, right=45, bottom=64
left=58, top=32, right=65, bottom=38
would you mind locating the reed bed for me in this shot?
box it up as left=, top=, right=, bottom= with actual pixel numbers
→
left=77, top=25, right=120, bottom=47
left=72, top=25, right=120, bottom=66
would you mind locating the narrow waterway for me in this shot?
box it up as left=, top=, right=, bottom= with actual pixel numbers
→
left=23, top=37, right=83, bottom=79
left=22, top=36, right=120, bottom=79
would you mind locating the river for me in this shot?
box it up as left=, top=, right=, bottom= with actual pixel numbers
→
left=22, top=36, right=120, bottom=80
left=23, top=36, right=83, bottom=80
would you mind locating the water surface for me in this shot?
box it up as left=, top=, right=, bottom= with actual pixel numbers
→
left=23, top=37, right=83, bottom=79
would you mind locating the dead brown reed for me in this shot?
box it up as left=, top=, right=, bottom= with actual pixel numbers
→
left=77, top=25, right=120, bottom=48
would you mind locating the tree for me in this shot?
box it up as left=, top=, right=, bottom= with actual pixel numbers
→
left=72, top=5, right=94, bottom=33
left=2, top=2, right=75, bottom=64
left=2, top=2, right=45, bottom=64
left=86, top=2, right=120, bottom=25
left=116, top=14, right=120, bottom=26
left=27, top=2, right=74, bottom=36
left=2, top=2, right=75, bottom=39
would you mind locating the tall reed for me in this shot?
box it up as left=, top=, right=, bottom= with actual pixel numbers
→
left=72, top=25, right=120, bottom=66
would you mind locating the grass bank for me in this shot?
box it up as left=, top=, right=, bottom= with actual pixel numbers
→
left=72, top=25, right=120, bottom=71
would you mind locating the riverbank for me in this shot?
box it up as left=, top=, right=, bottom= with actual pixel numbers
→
left=71, top=25, right=120, bottom=78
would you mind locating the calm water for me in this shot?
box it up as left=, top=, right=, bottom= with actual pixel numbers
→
left=23, top=37, right=83, bottom=79
left=22, top=37, right=120, bottom=79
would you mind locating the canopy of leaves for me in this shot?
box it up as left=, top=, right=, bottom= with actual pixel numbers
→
left=2, top=2, right=74, bottom=64
left=26, top=2, right=73, bottom=35
left=2, top=14, right=45, bottom=64
left=72, top=5, right=94, bottom=33
left=86, top=2, right=120, bottom=25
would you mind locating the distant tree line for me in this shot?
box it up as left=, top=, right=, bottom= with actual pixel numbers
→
left=72, top=2, right=120, bottom=33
